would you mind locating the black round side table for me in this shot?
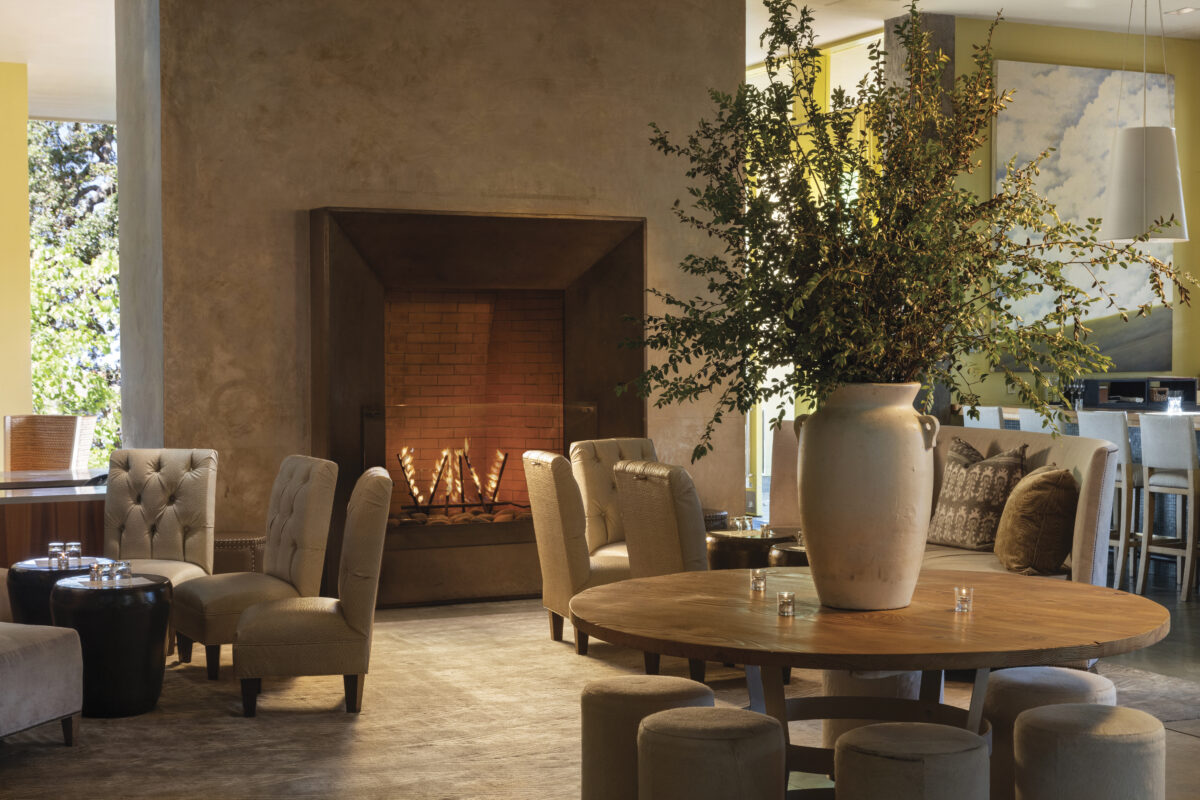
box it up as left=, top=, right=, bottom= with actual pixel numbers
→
left=768, top=542, right=809, bottom=568
left=705, top=530, right=797, bottom=570
left=50, top=574, right=173, bottom=718
left=6, top=556, right=114, bottom=625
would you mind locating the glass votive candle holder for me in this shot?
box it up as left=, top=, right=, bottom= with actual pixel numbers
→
left=115, top=561, right=133, bottom=580
left=48, top=541, right=65, bottom=561
left=66, top=541, right=82, bottom=562
left=777, top=591, right=795, bottom=617
left=954, top=586, right=974, bottom=613
left=750, top=568, right=766, bottom=592
left=89, top=563, right=103, bottom=582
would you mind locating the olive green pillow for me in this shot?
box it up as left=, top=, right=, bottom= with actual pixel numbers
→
left=927, top=438, right=1027, bottom=551
left=994, top=465, right=1079, bottom=575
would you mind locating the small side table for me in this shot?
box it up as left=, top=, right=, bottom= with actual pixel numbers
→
left=706, top=530, right=797, bottom=570
left=6, top=556, right=114, bottom=625
left=768, top=542, right=809, bottom=568
left=51, top=574, right=173, bottom=718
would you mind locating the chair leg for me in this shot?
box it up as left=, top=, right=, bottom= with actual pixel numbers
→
left=205, top=644, right=221, bottom=680
left=166, top=623, right=176, bottom=657
left=61, top=713, right=79, bottom=746
left=548, top=610, right=563, bottom=642
left=344, top=674, right=365, bottom=713
left=644, top=652, right=661, bottom=675
left=688, top=658, right=706, bottom=683
left=1183, top=490, right=1198, bottom=602
left=241, top=678, right=260, bottom=717
left=1137, top=487, right=1155, bottom=595
left=575, top=629, right=588, bottom=656
left=1114, top=485, right=1132, bottom=589
left=177, top=633, right=194, bottom=663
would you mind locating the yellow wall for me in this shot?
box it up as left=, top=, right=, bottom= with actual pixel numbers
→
left=954, top=20, right=1200, bottom=405
left=0, top=63, right=30, bottom=468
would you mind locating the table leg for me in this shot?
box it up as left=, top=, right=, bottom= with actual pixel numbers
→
left=756, top=664, right=789, bottom=745
left=745, top=665, right=765, bottom=713
left=966, top=668, right=990, bottom=734
left=919, top=670, right=942, bottom=704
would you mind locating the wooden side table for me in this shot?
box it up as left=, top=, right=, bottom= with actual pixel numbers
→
left=706, top=530, right=796, bottom=570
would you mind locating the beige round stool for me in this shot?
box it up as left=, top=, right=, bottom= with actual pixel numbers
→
left=983, top=666, right=1116, bottom=800
left=581, top=675, right=714, bottom=800
left=1014, top=703, right=1164, bottom=800
left=834, top=722, right=989, bottom=800
left=637, top=706, right=784, bottom=800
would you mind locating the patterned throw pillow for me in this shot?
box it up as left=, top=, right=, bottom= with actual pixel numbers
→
left=994, top=466, right=1079, bottom=575
left=927, top=438, right=1027, bottom=551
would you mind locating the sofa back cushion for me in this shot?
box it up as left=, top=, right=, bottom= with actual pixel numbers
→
left=927, top=438, right=1026, bottom=550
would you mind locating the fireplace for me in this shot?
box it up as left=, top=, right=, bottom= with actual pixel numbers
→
left=310, top=208, right=646, bottom=604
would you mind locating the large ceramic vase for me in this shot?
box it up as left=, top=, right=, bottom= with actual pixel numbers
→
left=798, top=382, right=939, bottom=610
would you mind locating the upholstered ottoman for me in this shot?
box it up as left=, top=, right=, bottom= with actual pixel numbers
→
left=637, top=706, right=785, bottom=800
left=1014, top=703, right=1164, bottom=800
left=834, top=721, right=989, bottom=800
left=581, top=675, right=714, bottom=800
left=0, top=621, right=83, bottom=744
left=983, top=666, right=1116, bottom=800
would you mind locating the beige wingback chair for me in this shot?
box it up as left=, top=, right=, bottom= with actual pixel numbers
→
left=524, top=450, right=630, bottom=654
left=173, top=455, right=339, bottom=679
left=569, top=438, right=658, bottom=566
left=104, top=449, right=218, bottom=586
left=613, top=460, right=708, bottom=578
left=234, top=467, right=392, bottom=716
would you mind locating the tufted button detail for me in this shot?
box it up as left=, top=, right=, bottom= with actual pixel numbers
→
left=169, top=495, right=176, bottom=504
left=119, top=524, right=125, bottom=533
left=150, top=524, right=157, bottom=535
left=136, top=494, right=142, bottom=504
left=182, top=526, right=190, bottom=535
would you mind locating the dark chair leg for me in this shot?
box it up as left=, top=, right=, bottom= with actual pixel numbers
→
left=166, top=623, right=176, bottom=656
left=177, top=633, right=193, bottom=663
left=61, top=713, right=79, bottom=746
left=688, top=658, right=706, bottom=683
left=575, top=630, right=589, bottom=656
left=205, top=644, right=221, bottom=680
left=344, top=674, right=365, bottom=713
left=644, top=652, right=661, bottom=675
left=549, top=610, right=564, bottom=642
left=241, top=678, right=260, bottom=717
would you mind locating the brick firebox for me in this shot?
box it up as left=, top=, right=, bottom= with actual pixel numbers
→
left=385, top=290, right=564, bottom=510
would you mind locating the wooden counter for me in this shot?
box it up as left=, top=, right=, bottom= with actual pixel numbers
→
left=0, top=486, right=106, bottom=568
left=0, top=468, right=107, bottom=490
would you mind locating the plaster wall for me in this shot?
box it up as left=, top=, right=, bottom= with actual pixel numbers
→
left=115, top=0, right=164, bottom=447
left=150, top=0, right=746, bottom=535
left=0, top=62, right=31, bottom=469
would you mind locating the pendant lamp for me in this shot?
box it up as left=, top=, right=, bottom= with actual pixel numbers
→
left=1101, top=0, right=1189, bottom=242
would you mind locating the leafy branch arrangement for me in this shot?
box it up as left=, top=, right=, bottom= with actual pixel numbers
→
left=627, top=0, right=1190, bottom=460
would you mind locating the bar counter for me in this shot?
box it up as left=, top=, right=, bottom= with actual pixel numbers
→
left=0, top=485, right=106, bottom=568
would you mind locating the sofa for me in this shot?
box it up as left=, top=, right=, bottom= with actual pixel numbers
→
left=922, top=426, right=1118, bottom=586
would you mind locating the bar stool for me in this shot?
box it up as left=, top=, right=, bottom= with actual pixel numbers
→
left=1076, top=411, right=1140, bottom=588
left=1137, top=413, right=1200, bottom=599
left=638, top=706, right=784, bottom=800
left=834, top=722, right=989, bottom=800
left=581, top=675, right=714, bottom=800
left=963, top=406, right=1004, bottom=429
left=1014, top=704, right=1164, bottom=800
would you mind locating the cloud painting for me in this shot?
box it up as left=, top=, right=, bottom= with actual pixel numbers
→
left=993, top=60, right=1175, bottom=371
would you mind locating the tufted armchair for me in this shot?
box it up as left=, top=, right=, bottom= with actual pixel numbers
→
left=172, top=454, right=338, bottom=679
left=104, top=448, right=219, bottom=586
left=234, top=467, right=392, bottom=716
left=613, top=460, right=708, bottom=578
left=524, top=450, right=630, bottom=654
left=569, top=438, right=657, bottom=570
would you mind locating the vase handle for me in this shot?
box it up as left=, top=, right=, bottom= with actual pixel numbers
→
left=918, top=414, right=940, bottom=451
left=794, top=414, right=811, bottom=437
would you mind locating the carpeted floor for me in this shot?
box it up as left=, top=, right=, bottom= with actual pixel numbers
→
left=1, top=598, right=1197, bottom=799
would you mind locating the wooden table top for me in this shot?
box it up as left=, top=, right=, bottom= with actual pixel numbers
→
left=569, top=569, right=1169, bottom=672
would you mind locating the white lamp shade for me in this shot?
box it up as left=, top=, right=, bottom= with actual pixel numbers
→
left=1102, top=126, right=1189, bottom=242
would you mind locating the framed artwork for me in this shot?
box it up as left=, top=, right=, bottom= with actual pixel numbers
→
left=993, top=60, right=1175, bottom=372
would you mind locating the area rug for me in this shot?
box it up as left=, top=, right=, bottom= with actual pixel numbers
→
left=0, top=598, right=1195, bottom=799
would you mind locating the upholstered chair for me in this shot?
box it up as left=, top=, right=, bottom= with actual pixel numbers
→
left=4, top=414, right=97, bottom=471
left=523, top=450, right=630, bottom=654
left=613, top=460, right=708, bottom=578
left=766, top=420, right=801, bottom=536
left=569, top=438, right=658, bottom=567
left=1076, top=410, right=1140, bottom=589
left=104, top=448, right=218, bottom=588
left=234, top=467, right=392, bottom=716
left=0, top=622, right=83, bottom=745
left=173, top=455, right=338, bottom=679
left=1137, top=413, right=1199, bottom=599
left=963, top=406, right=1004, bottom=429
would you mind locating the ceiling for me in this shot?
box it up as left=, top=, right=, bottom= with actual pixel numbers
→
left=0, top=2, right=1197, bottom=121
left=747, top=1, right=1200, bottom=64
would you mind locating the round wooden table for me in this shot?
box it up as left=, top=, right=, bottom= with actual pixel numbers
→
left=570, top=568, right=1169, bottom=779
